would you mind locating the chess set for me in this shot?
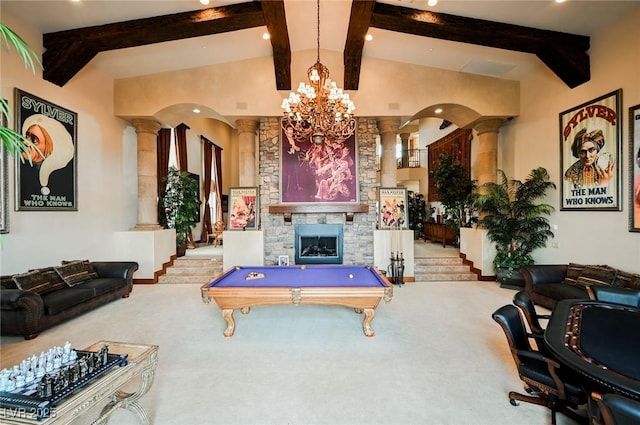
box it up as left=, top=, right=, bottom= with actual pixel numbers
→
left=0, top=342, right=128, bottom=420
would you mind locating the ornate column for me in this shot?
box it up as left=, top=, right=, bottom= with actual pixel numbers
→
left=131, top=119, right=162, bottom=230
left=236, top=119, right=259, bottom=186
left=377, top=117, right=401, bottom=188
left=473, top=118, right=505, bottom=188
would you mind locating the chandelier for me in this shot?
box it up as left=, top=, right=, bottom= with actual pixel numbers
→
left=281, top=0, right=356, bottom=145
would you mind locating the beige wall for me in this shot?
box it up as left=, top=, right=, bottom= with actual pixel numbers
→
left=504, top=6, right=640, bottom=272
left=2, top=5, right=639, bottom=276
left=1, top=11, right=139, bottom=274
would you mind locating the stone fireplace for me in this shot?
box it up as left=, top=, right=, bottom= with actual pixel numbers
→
left=295, top=224, right=343, bottom=264
left=258, top=117, right=380, bottom=266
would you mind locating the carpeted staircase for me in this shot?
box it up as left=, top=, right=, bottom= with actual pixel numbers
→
left=414, top=257, right=476, bottom=281
left=157, top=256, right=223, bottom=284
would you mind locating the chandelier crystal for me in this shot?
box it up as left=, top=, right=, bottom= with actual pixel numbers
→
left=281, top=0, right=356, bottom=144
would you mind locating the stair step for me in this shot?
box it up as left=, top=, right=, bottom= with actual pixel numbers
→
left=173, top=257, right=222, bottom=266
left=416, top=272, right=477, bottom=281
left=415, top=264, right=472, bottom=273
left=413, top=256, right=476, bottom=281
left=158, top=275, right=215, bottom=284
left=415, top=257, right=464, bottom=265
left=166, top=267, right=219, bottom=276
left=159, top=256, right=223, bottom=284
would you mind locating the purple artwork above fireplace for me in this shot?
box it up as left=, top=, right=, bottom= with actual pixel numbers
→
left=295, top=224, right=343, bottom=265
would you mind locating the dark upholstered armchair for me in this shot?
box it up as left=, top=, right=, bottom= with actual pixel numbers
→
left=591, top=392, right=640, bottom=425
left=586, top=285, right=640, bottom=308
left=492, top=304, right=587, bottom=425
left=512, top=290, right=551, bottom=355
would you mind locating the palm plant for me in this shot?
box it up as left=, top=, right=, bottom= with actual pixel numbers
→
left=474, top=167, right=556, bottom=280
left=1, top=24, right=41, bottom=158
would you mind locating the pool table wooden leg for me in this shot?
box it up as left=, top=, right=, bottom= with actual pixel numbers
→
left=222, top=309, right=235, bottom=337
left=362, top=308, right=376, bottom=337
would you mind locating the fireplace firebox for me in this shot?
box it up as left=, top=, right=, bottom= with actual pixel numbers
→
left=295, top=224, right=343, bottom=265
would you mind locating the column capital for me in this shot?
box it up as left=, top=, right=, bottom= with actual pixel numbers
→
left=235, top=119, right=259, bottom=135
left=131, top=119, right=162, bottom=135
left=473, top=118, right=505, bottom=136
left=376, top=117, right=401, bottom=135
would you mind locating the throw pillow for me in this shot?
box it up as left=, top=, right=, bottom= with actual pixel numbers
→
left=613, top=271, right=640, bottom=290
left=39, top=267, right=69, bottom=293
left=564, top=263, right=586, bottom=287
left=12, top=270, right=60, bottom=295
left=55, top=260, right=98, bottom=287
left=575, top=265, right=617, bottom=288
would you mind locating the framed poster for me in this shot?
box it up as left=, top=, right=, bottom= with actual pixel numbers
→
left=228, top=187, right=258, bottom=230
left=559, top=89, right=622, bottom=211
left=378, top=187, right=408, bottom=229
left=15, top=89, right=77, bottom=211
left=280, top=118, right=358, bottom=204
left=630, top=104, right=640, bottom=232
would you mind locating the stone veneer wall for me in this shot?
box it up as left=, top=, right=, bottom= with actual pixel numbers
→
left=259, top=117, right=379, bottom=266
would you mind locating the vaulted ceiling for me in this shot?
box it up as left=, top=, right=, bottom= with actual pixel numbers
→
left=41, top=0, right=590, bottom=89
left=4, top=1, right=636, bottom=91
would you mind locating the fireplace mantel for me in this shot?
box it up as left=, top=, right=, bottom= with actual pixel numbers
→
left=268, top=204, right=369, bottom=223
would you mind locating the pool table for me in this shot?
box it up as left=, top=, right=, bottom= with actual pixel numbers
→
left=200, top=265, right=393, bottom=337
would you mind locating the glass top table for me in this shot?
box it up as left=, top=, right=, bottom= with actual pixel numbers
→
left=0, top=341, right=159, bottom=424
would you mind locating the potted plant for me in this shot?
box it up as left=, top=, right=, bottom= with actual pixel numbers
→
left=429, top=153, right=477, bottom=245
left=407, top=190, right=426, bottom=240
left=473, top=167, right=556, bottom=288
left=161, top=167, right=200, bottom=256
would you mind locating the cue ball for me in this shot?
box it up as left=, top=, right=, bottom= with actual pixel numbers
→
left=349, top=274, right=353, bottom=278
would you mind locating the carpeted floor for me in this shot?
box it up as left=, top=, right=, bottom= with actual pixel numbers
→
left=0, top=276, right=586, bottom=425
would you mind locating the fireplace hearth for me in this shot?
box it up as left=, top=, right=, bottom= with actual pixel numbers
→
left=295, top=224, right=343, bottom=264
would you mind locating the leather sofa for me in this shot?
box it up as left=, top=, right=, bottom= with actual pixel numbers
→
left=1, top=261, right=138, bottom=340
left=522, top=263, right=640, bottom=309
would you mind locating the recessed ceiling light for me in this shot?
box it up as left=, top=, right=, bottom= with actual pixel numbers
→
left=555, top=0, right=566, bottom=3
left=365, top=34, right=373, bottom=42
left=262, top=32, right=271, bottom=40
left=200, top=0, right=210, bottom=5
left=434, top=108, right=443, bottom=114
left=427, top=0, right=438, bottom=6
left=193, top=108, right=201, bottom=114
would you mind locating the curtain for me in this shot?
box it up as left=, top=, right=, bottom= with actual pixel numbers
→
left=175, top=123, right=189, bottom=171
left=214, top=143, right=223, bottom=222
left=200, top=137, right=213, bottom=242
left=157, top=128, right=172, bottom=227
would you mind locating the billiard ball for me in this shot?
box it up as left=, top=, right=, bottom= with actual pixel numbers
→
left=348, top=274, right=353, bottom=278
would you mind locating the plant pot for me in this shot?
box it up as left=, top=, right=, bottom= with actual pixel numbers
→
left=176, top=243, right=187, bottom=257
left=496, top=266, right=525, bottom=290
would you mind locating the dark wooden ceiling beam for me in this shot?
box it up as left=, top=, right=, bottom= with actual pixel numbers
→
left=344, top=2, right=590, bottom=89
left=260, top=1, right=291, bottom=90
left=344, top=0, right=376, bottom=90
left=43, top=2, right=272, bottom=87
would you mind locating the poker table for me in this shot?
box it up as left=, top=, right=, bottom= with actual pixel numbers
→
left=544, top=299, right=640, bottom=400
left=200, top=265, right=393, bottom=337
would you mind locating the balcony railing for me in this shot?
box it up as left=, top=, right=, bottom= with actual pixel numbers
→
left=376, top=149, right=427, bottom=171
